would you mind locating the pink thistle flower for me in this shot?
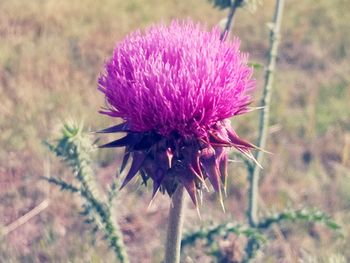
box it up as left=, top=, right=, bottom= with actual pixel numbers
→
left=98, top=20, right=257, bottom=206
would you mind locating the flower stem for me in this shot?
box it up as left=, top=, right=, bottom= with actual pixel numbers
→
left=165, top=185, right=186, bottom=263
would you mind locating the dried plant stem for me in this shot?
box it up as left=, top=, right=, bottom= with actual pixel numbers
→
left=1, top=199, right=49, bottom=237
left=165, top=185, right=186, bottom=263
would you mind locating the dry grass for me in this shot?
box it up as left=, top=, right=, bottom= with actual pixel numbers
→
left=0, top=0, right=349, bottom=262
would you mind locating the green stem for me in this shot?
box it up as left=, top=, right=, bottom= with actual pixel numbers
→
left=47, top=125, right=129, bottom=262
left=248, top=0, right=285, bottom=228
left=245, top=0, right=285, bottom=261
left=78, top=171, right=129, bottom=263
left=165, top=185, right=186, bottom=263
left=107, top=208, right=130, bottom=263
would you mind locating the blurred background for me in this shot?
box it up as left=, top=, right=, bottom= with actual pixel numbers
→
left=0, top=0, right=349, bottom=262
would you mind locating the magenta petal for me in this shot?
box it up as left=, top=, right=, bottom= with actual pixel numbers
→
left=98, top=21, right=255, bottom=138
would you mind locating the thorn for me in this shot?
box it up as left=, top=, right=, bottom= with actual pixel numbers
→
left=147, top=169, right=165, bottom=209
left=189, top=166, right=205, bottom=184
left=253, top=146, right=273, bottom=155
left=120, top=152, right=145, bottom=189
left=219, top=189, right=226, bottom=213
left=246, top=106, right=266, bottom=112
left=228, top=159, right=242, bottom=163
left=208, top=132, right=231, bottom=147
left=166, top=148, right=173, bottom=168
left=179, top=175, right=197, bottom=206
left=244, top=151, right=263, bottom=169
left=218, top=151, right=228, bottom=197
left=152, top=181, right=161, bottom=200
left=201, top=156, right=221, bottom=193
left=191, top=163, right=209, bottom=192
left=120, top=151, right=130, bottom=173
left=95, top=122, right=129, bottom=133
left=202, top=180, right=210, bottom=192
left=99, top=134, right=136, bottom=148
left=147, top=187, right=160, bottom=210
left=198, top=189, right=203, bottom=206
left=196, top=206, right=202, bottom=220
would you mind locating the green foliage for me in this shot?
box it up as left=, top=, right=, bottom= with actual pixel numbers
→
left=44, top=122, right=94, bottom=177
left=107, top=178, right=120, bottom=208
left=182, top=222, right=265, bottom=262
left=43, top=176, right=79, bottom=193
left=258, top=207, right=342, bottom=233
left=45, top=122, right=129, bottom=263
left=182, top=207, right=341, bottom=262
left=182, top=222, right=265, bottom=249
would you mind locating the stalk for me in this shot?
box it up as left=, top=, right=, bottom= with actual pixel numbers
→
left=164, top=185, right=186, bottom=263
left=247, top=0, right=285, bottom=228
left=245, top=0, right=285, bottom=260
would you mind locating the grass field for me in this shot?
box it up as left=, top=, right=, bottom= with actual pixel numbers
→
left=0, top=0, right=349, bottom=262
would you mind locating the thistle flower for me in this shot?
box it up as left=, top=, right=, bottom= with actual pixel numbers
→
left=98, top=20, right=256, bottom=206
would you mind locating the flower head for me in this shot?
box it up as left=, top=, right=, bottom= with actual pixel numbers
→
left=98, top=20, right=256, bottom=206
